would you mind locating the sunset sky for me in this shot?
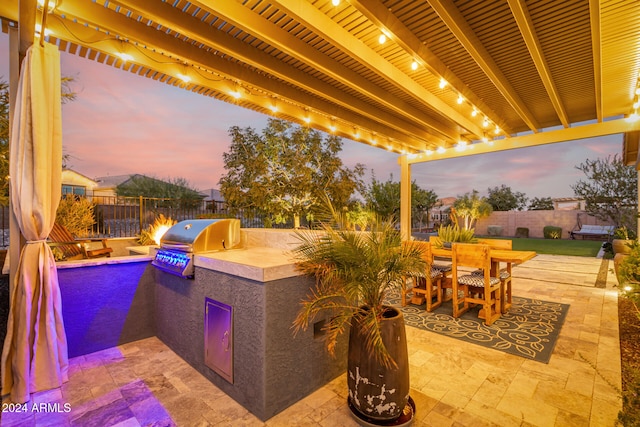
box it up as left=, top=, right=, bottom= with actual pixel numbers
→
left=0, top=34, right=623, bottom=200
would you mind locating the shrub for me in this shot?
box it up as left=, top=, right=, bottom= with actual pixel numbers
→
left=55, top=195, right=95, bottom=237
left=543, top=225, right=562, bottom=239
left=618, top=245, right=640, bottom=305
left=515, top=227, right=529, bottom=238
left=487, top=225, right=503, bottom=236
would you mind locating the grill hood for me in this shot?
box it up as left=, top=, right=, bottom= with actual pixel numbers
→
left=160, top=218, right=241, bottom=252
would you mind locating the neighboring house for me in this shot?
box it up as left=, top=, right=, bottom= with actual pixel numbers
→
left=430, top=197, right=456, bottom=228
left=199, top=188, right=226, bottom=213
left=61, top=169, right=98, bottom=197
left=92, top=174, right=144, bottom=199
left=199, top=188, right=224, bottom=202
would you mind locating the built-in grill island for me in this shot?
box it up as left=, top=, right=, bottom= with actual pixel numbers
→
left=152, top=228, right=347, bottom=421
left=152, top=218, right=241, bottom=278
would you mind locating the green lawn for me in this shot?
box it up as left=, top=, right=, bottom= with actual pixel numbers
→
left=482, top=237, right=604, bottom=257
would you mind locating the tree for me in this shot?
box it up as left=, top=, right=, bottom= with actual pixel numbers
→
left=572, top=154, right=638, bottom=230
left=364, top=174, right=438, bottom=228
left=453, top=190, right=493, bottom=230
left=0, top=77, right=77, bottom=204
left=365, top=174, right=400, bottom=219
left=486, top=184, right=528, bottom=211
left=219, top=118, right=365, bottom=228
left=116, top=175, right=203, bottom=208
left=412, top=184, right=439, bottom=231
left=528, top=197, right=554, bottom=210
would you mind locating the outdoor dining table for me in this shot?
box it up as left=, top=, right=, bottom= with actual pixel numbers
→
left=431, top=247, right=537, bottom=276
left=431, top=246, right=537, bottom=314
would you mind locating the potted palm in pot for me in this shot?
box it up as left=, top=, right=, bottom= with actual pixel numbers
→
left=291, top=204, right=426, bottom=424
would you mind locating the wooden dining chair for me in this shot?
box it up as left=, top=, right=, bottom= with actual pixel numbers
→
left=451, top=243, right=501, bottom=325
left=428, top=235, right=453, bottom=300
left=401, top=241, right=444, bottom=311
left=475, top=238, right=513, bottom=313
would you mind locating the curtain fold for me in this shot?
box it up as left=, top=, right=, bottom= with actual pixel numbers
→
left=1, top=42, right=67, bottom=403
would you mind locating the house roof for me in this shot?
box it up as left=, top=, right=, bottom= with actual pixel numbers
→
left=93, top=174, right=144, bottom=189
left=2, top=1, right=640, bottom=165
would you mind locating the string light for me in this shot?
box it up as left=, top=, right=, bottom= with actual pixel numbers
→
left=378, top=33, right=386, bottom=44
left=457, top=94, right=464, bottom=104
left=35, top=23, right=53, bottom=37
left=471, top=108, right=478, bottom=117
left=177, top=73, right=191, bottom=83
left=437, top=146, right=446, bottom=154
left=455, top=140, right=467, bottom=151
left=439, top=78, right=448, bottom=89
left=411, top=61, right=419, bottom=71
left=331, top=0, right=340, bottom=5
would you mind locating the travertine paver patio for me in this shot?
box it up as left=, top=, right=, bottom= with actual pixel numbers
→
left=0, top=255, right=621, bottom=426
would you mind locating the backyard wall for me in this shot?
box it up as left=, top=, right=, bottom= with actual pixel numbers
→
left=474, top=210, right=612, bottom=239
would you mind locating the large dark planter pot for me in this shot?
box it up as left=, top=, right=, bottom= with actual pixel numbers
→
left=347, top=306, right=410, bottom=422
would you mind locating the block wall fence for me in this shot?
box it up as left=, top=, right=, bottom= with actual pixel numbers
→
left=472, top=210, right=612, bottom=239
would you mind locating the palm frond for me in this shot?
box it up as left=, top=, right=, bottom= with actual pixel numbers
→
left=291, top=199, right=427, bottom=365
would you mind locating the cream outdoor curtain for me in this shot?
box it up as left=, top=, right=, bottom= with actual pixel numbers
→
left=1, top=43, right=67, bottom=403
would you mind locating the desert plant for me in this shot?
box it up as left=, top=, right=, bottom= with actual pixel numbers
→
left=291, top=204, right=426, bottom=366
left=614, top=226, right=637, bottom=241
left=433, top=223, right=477, bottom=248
left=543, top=225, right=562, bottom=239
left=55, top=195, right=95, bottom=237
left=291, top=203, right=427, bottom=421
left=487, top=225, right=503, bottom=236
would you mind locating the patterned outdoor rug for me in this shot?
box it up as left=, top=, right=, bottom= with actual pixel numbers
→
left=385, top=287, right=569, bottom=364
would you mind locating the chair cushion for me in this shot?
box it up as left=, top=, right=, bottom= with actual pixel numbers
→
left=433, top=263, right=452, bottom=273
left=499, top=270, right=511, bottom=280
left=471, top=268, right=510, bottom=280
left=429, top=267, right=443, bottom=279
left=457, top=274, right=500, bottom=287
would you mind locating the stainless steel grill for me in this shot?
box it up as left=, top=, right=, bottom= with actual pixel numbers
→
left=152, top=218, right=241, bottom=278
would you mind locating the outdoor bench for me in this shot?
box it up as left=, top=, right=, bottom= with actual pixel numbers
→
left=569, top=224, right=614, bottom=240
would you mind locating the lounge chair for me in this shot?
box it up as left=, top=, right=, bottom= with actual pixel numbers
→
left=48, top=222, right=113, bottom=260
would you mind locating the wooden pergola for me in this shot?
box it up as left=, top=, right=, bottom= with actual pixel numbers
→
left=2, top=0, right=640, bottom=241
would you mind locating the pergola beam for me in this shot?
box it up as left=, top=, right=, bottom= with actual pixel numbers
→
left=405, top=117, right=640, bottom=165
left=429, top=0, right=541, bottom=133
left=350, top=0, right=513, bottom=136
left=271, top=0, right=485, bottom=140
left=589, top=0, right=603, bottom=122
left=508, top=0, right=569, bottom=128
left=53, top=0, right=434, bottom=152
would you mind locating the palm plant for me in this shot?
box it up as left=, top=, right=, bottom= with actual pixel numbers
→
left=291, top=203, right=426, bottom=368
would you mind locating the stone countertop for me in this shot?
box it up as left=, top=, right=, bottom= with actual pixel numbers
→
left=195, top=247, right=302, bottom=282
